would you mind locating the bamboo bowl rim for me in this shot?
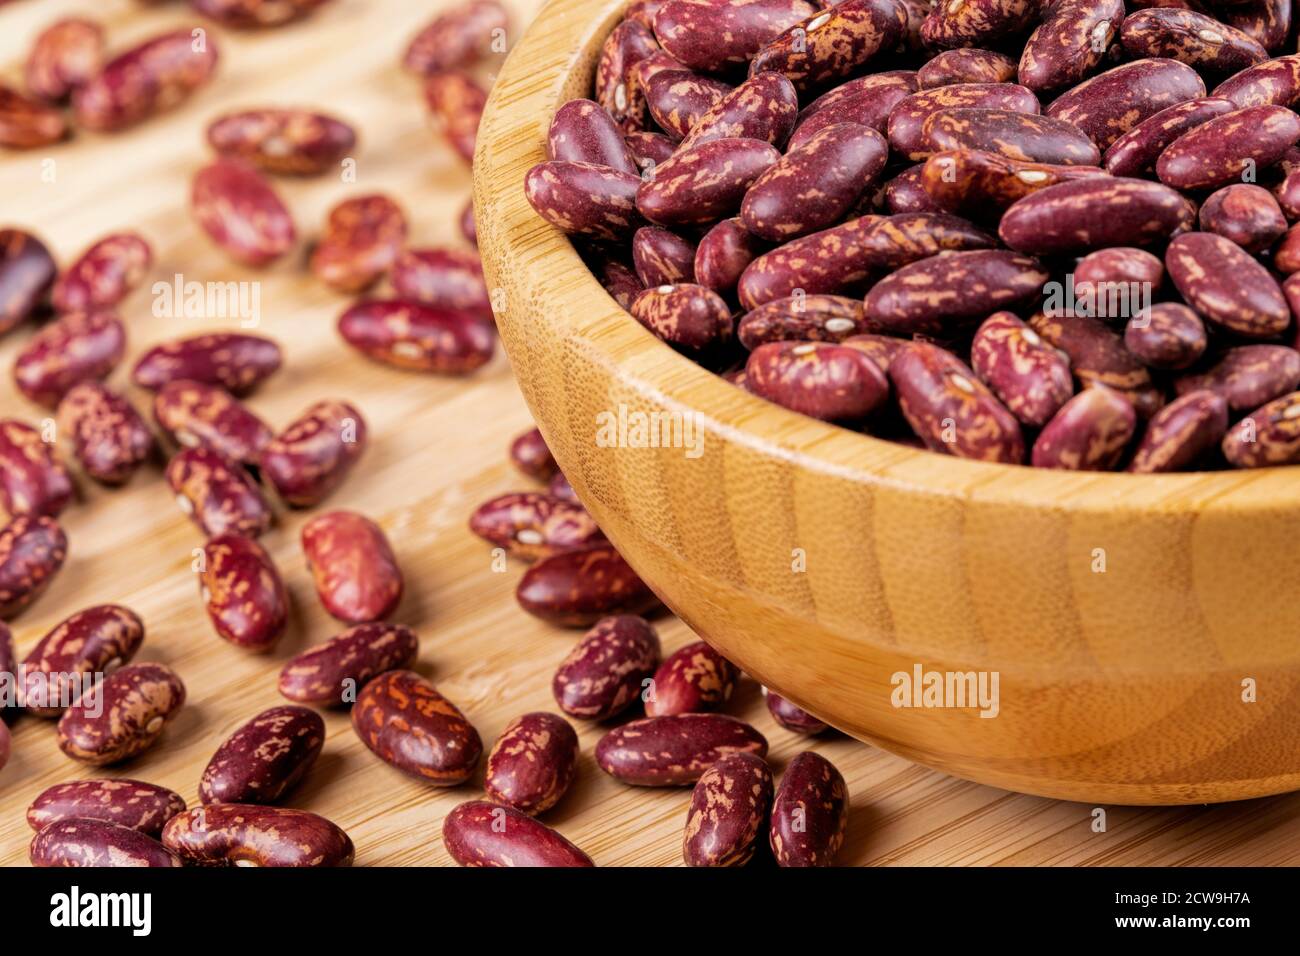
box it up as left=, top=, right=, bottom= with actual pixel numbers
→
left=474, top=0, right=1299, bottom=518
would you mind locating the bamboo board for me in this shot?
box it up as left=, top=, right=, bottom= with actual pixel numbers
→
left=0, top=0, right=1297, bottom=867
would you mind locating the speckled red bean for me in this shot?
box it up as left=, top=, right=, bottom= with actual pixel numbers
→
left=162, top=804, right=353, bottom=867
left=632, top=227, right=697, bottom=286
left=516, top=544, right=659, bottom=627
left=1121, top=9, right=1268, bottom=74
left=278, top=622, right=418, bottom=707
left=1031, top=386, right=1137, bottom=470
left=1222, top=390, right=1300, bottom=466
left=1047, top=58, right=1206, bottom=151
left=25, top=18, right=105, bottom=103
left=920, top=0, right=1038, bottom=48
left=645, top=640, right=738, bottom=717
left=207, top=108, right=356, bottom=176
left=58, top=662, right=185, bottom=765
left=338, top=299, right=495, bottom=373
left=1157, top=105, right=1300, bottom=191
left=1124, top=302, right=1206, bottom=370
left=199, top=533, right=288, bottom=652
left=443, top=800, right=594, bottom=867
left=132, top=333, right=282, bottom=395
left=310, top=194, right=408, bottom=294
left=403, top=0, right=509, bottom=75
left=920, top=148, right=1109, bottom=223
left=682, top=751, right=773, bottom=867
left=788, top=71, right=918, bottom=147
left=629, top=283, right=733, bottom=351
left=1128, top=389, right=1229, bottom=473
left=200, top=706, right=324, bottom=805
left=525, top=161, right=643, bottom=240
left=999, top=177, right=1193, bottom=256
left=21, top=604, right=144, bottom=718
left=737, top=294, right=866, bottom=349
left=1276, top=223, right=1300, bottom=273
left=260, top=400, right=367, bottom=507
left=595, top=20, right=660, bottom=132
left=153, top=380, right=272, bottom=466
left=484, top=712, right=579, bottom=815
left=865, top=249, right=1048, bottom=338
left=694, top=218, right=766, bottom=296
left=1197, top=184, right=1286, bottom=252
left=0, top=419, right=73, bottom=521
left=50, top=233, right=151, bottom=314
left=889, top=341, right=1025, bottom=463
left=644, top=71, right=732, bottom=141
left=765, top=689, right=829, bottom=735
left=387, top=248, right=488, bottom=316
left=1102, top=96, right=1237, bottom=177
left=13, top=310, right=125, bottom=409
left=748, top=0, right=905, bottom=91
left=27, top=780, right=185, bottom=836
left=1030, top=311, right=1162, bottom=416
left=589, top=256, right=644, bottom=309
left=1213, top=52, right=1300, bottom=109
left=625, top=129, right=677, bottom=172
left=352, top=669, right=482, bottom=784
left=1075, top=247, right=1164, bottom=293
left=510, top=427, right=557, bottom=481
left=652, top=0, right=815, bottom=71
left=552, top=615, right=660, bottom=721
left=424, top=69, right=487, bottom=163
left=970, top=311, right=1074, bottom=427
left=302, top=511, right=402, bottom=622
left=769, top=751, right=847, bottom=867
left=1166, top=232, right=1290, bottom=339
left=924, top=108, right=1101, bottom=165
left=887, top=83, right=1040, bottom=161
left=56, top=383, right=153, bottom=485
left=597, top=713, right=768, bottom=786
left=30, top=819, right=181, bottom=868
left=1018, top=0, right=1123, bottom=93
left=166, top=446, right=270, bottom=538
left=745, top=341, right=889, bottom=421
left=191, top=0, right=332, bottom=28
left=741, top=123, right=887, bottom=241
left=470, top=492, right=607, bottom=562
left=1174, top=344, right=1300, bottom=411
left=0, top=229, right=57, bottom=336
left=73, top=28, right=219, bottom=131
left=191, top=159, right=296, bottom=267
left=547, top=98, right=639, bottom=173
left=678, top=71, right=799, bottom=150
left=0, top=516, right=67, bottom=621
left=637, top=137, right=780, bottom=227
left=882, top=164, right=941, bottom=214
left=919, top=48, right=1017, bottom=89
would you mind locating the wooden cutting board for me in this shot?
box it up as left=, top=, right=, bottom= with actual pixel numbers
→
left=1, top=0, right=1297, bottom=867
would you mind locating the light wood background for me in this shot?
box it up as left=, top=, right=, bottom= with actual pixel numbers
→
left=0, top=0, right=1297, bottom=867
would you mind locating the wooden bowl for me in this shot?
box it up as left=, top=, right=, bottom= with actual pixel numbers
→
left=474, top=0, right=1300, bottom=805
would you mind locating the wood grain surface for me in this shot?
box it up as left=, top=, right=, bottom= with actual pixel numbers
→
left=0, top=0, right=1297, bottom=868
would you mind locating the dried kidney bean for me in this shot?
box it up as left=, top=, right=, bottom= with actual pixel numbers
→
left=153, top=380, right=273, bottom=466
left=516, top=544, right=659, bottom=627
left=645, top=640, right=738, bottom=716
left=27, top=780, right=185, bottom=836
left=770, top=751, right=847, bottom=866
left=25, top=18, right=104, bottom=103
left=484, top=712, right=579, bottom=815
left=192, top=0, right=332, bottom=28
left=56, top=383, right=153, bottom=485
left=279, top=622, right=418, bottom=706
left=162, top=804, right=353, bottom=867
left=200, top=706, right=324, bottom=805
left=598, top=713, right=768, bottom=786
left=1031, top=386, right=1138, bottom=470
left=192, top=159, right=296, bottom=267
left=338, top=299, right=495, bottom=373
left=132, top=333, right=282, bottom=394
left=352, top=670, right=481, bottom=784
left=1174, top=345, right=1300, bottom=411
left=50, top=233, right=152, bottom=314
left=424, top=69, right=487, bottom=163
left=30, top=820, right=180, bottom=868
left=167, top=446, right=271, bottom=538
left=443, top=801, right=593, bottom=866
left=1128, top=389, right=1229, bottom=473
left=0, top=516, right=67, bottom=620
left=74, top=28, right=219, bottom=131
left=746, top=341, right=890, bottom=421
left=13, top=310, right=125, bottom=409
left=302, top=511, right=403, bottom=622
left=470, top=492, right=607, bottom=561
left=552, top=615, right=660, bottom=720
left=970, top=311, right=1074, bottom=427
left=207, top=108, right=356, bottom=176
left=404, top=0, right=509, bottom=74
left=310, top=195, right=407, bottom=294
left=683, top=752, right=773, bottom=867
left=765, top=689, right=829, bottom=735
left=22, top=604, right=144, bottom=717
left=58, top=662, right=185, bottom=765
left=0, top=229, right=57, bottom=336
left=0, top=85, right=67, bottom=148
left=0, top=419, right=72, bottom=521
left=260, top=400, right=367, bottom=506
left=199, top=534, right=289, bottom=652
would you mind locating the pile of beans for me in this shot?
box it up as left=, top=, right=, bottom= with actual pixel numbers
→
left=525, top=0, right=1300, bottom=472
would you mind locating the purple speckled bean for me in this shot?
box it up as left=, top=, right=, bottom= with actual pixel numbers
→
left=1174, top=344, right=1300, bottom=411
left=1165, top=231, right=1290, bottom=339
left=1198, top=184, right=1286, bottom=252
left=1019, top=0, right=1124, bottom=93
left=1222, top=390, right=1300, bottom=467
left=469, top=491, right=607, bottom=561
left=22, top=605, right=144, bottom=718
left=152, top=380, right=273, bottom=466
left=630, top=282, right=733, bottom=351
left=637, top=137, right=780, bottom=226
left=1103, top=96, right=1237, bottom=177
left=970, top=311, right=1074, bottom=427
left=27, top=779, right=185, bottom=836
left=1124, top=302, right=1206, bottom=370
left=57, top=662, right=186, bottom=765
left=1156, top=105, right=1300, bottom=191
left=748, top=0, right=905, bottom=90
left=644, top=70, right=732, bottom=140
left=1030, top=311, right=1163, bottom=416
left=678, top=71, right=799, bottom=150
left=737, top=294, right=867, bottom=349
left=1031, top=386, right=1137, bottom=470
left=167, top=446, right=272, bottom=538
left=1211, top=51, right=1300, bottom=108
left=770, top=751, right=847, bottom=867
left=694, top=217, right=768, bottom=295
left=1046, top=58, right=1206, bottom=150
left=552, top=615, right=661, bottom=721
left=278, top=622, right=418, bottom=707
left=547, top=99, right=639, bottom=173
left=1128, top=389, right=1229, bottom=473
left=923, top=108, right=1101, bottom=165
left=352, top=670, right=482, bottom=784
left=919, top=48, right=1017, bottom=89
left=31, top=819, right=181, bottom=868
left=645, top=640, right=739, bottom=716
left=443, top=800, right=593, bottom=866
left=887, top=82, right=1040, bottom=161
left=921, top=148, right=1110, bottom=222
left=746, top=340, right=890, bottom=421
left=652, top=0, right=816, bottom=71
left=200, top=705, right=324, bottom=805
left=13, top=310, right=125, bottom=409
left=525, top=161, right=643, bottom=240
left=484, top=712, right=579, bottom=815
left=920, top=0, right=1038, bottom=49
left=999, top=177, right=1193, bottom=256
left=764, top=688, right=829, bottom=734
left=789, top=70, right=917, bottom=147
left=162, top=804, right=353, bottom=867
left=596, top=713, right=768, bottom=786
left=683, top=752, right=773, bottom=867
left=632, top=226, right=697, bottom=286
